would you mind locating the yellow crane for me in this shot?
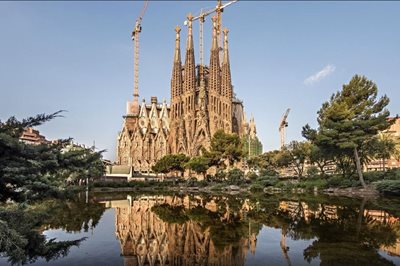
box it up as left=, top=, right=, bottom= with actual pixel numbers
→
left=131, top=0, right=148, bottom=112
left=279, top=108, right=291, bottom=150
left=184, top=0, right=238, bottom=73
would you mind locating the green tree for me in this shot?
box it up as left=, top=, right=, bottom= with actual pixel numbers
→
left=151, top=156, right=171, bottom=174
left=285, top=141, right=311, bottom=178
left=371, top=134, right=397, bottom=172
left=308, top=144, right=334, bottom=177
left=303, top=75, right=393, bottom=188
left=152, top=154, right=189, bottom=177
left=185, top=156, right=210, bottom=179
left=226, top=168, right=245, bottom=185
left=58, top=144, right=105, bottom=184
left=0, top=111, right=104, bottom=202
left=204, top=130, right=243, bottom=170
left=248, top=150, right=281, bottom=172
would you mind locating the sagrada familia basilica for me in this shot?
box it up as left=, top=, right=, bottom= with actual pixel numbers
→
left=116, top=14, right=261, bottom=172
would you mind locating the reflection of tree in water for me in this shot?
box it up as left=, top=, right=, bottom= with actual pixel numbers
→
left=0, top=197, right=106, bottom=265
left=302, top=207, right=397, bottom=265
left=267, top=196, right=399, bottom=266
left=43, top=196, right=106, bottom=232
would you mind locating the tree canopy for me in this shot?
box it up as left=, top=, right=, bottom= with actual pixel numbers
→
left=184, top=156, right=210, bottom=177
left=302, top=75, right=393, bottom=187
left=152, top=154, right=189, bottom=176
left=0, top=111, right=105, bottom=202
left=204, top=129, right=243, bottom=169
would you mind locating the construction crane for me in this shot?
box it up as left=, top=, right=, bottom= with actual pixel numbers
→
left=184, top=0, right=238, bottom=74
left=279, top=108, right=291, bottom=150
left=131, top=0, right=148, bottom=111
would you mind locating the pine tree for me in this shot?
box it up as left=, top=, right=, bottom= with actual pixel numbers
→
left=0, top=111, right=104, bottom=202
left=303, top=75, right=393, bottom=188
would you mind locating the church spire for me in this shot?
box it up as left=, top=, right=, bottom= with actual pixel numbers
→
left=223, top=28, right=230, bottom=66
left=186, top=13, right=194, bottom=50
left=174, top=25, right=181, bottom=63
left=183, top=13, right=196, bottom=96
left=221, top=28, right=232, bottom=99
left=211, top=15, right=219, bottom=51
left=209, top=16, right=221, bottom=95
left=171, top=26, right=183, bottom=101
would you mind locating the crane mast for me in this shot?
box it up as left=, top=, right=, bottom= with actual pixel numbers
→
left=131, top=1, right=148, bottom=114
left=184, top=0, right=238, bottom=73
left=279, top=108, right=291, bottom=150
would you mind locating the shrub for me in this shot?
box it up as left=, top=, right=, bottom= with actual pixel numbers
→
left=326, top=176, right=361, bottom=188
left=226, top=168, right=245, bottom=185
left=306, top=166, right=320, bottom=178
left=364, top=171, right=385, bottom=183
left=259, top=168, right=279, bottom=177
left=215, top=170, right=226, bottom=181
left=249, top=183, right=264, bottom=192
left=246, top=171, right=258, bottom=181
left=275, top=181, right=295, bottom=190
left=338, top=179, right=353, bottom=188
left=376, top=180, right=400, bottom=195
left=256, top=176, right=279, bottom=187
left=326, top=176, right=342, bottom=187
left=297, top=179, right=328, bottom=190
left=384, top=168, right=400, bottom=180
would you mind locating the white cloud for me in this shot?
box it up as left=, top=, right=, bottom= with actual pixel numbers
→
left=304, top=64, right=336, bottom=85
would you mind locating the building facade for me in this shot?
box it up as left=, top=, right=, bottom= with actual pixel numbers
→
left=365, top=116, right=400, bottom=171
left=116, top=15, right=259, bottom=173
left=242, top=116, right=263, bottom=158
left=19, top=127, right=48, bottom=145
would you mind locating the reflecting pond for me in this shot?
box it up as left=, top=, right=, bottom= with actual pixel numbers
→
left=1, top=192, right=400, bottom=265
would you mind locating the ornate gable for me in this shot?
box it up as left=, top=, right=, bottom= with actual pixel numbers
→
left=138, top=100, right=149, bottom=135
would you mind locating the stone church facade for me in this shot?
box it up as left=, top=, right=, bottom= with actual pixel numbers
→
left=116, top=15, right=258, bottom=173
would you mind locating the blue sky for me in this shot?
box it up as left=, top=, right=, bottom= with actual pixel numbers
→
left=0, top=1, right=399, bottom=160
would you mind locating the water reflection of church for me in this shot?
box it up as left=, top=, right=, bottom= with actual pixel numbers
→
left=96, top=195, right=400, bottom=265
left=100, top=195, right=258, bottom=266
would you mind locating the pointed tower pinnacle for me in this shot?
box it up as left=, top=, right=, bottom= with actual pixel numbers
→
left=208, top=15, right=222, bottom=134
left=249, top=115, right=257, bottom=139
left=211, top=16, right=219, bottom=51
left=174, top=25, right=181, bottom=62
left=223, top=28, right=230, bottom=65
left=209, top=15, right=221, bottom=95
left=221, top=27, right=232, bottom=99
left=186, top=13, right=194, bottom=50
left=171, top=25, right=183, bottom=100
left=184, top=13, right=196, bottom=96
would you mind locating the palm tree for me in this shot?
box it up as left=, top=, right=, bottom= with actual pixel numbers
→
left=374, top=133, right=396, bottom=172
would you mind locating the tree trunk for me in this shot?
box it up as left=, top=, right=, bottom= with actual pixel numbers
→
left=382, top=157, right=386, bottom=172
left=299, top=164, right=304, bottom=179
left=354, top=147, right=366, bottom=188
left=317, top=162, right=326, bottom=177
